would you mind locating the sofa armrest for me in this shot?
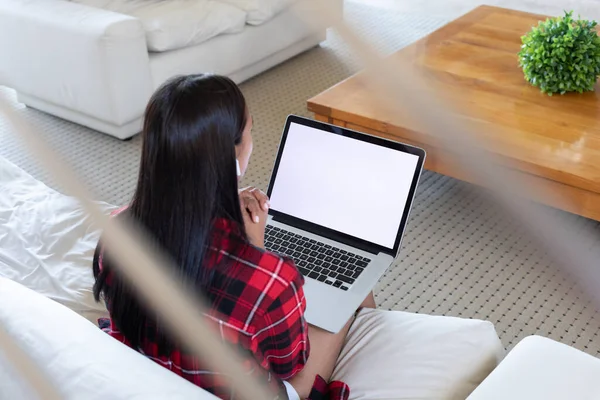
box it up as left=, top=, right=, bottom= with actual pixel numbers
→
left=0, top=0, right=153, bottom=127
left=466, top=336, right=600, bottom=400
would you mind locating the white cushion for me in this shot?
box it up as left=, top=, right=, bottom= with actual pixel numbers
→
left=333, top=308, right=504, bottom=400
left=0, top=277, right=216, bottom=399
left=73, top=0, right=247, bottom=52
left=0, top=156, right=114, bottom=322
left=148, top=0, right=327, bottom=87
left=217, top=0, right=298, bottom=25
left=467, top=335, right=600, bottom=400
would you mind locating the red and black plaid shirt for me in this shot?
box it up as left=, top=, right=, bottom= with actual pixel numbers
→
left=95, top=209, right=349, bottom=400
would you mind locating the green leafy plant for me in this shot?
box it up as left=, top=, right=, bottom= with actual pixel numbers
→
left=518, top=11, right=600, bottom=95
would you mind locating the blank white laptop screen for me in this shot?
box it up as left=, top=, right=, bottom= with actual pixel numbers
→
left=269, top=122, right=420, bottom=249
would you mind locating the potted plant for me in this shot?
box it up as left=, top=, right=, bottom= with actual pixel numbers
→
left=518, top=11, right=600, bottom=95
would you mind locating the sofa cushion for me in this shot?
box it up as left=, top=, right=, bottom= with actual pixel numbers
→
left=0, top=277, right=217, bottom=399
left=217, top=0, right=298, bottom=25
left=333, top=308, right=505, bottom=400
left=0, top=156, right=114, bottom=322
left=147, top=0, right=328, bottom=88
left=73, top=0, right=247, bottom=52
left=466, top=336, right=600, bottom=400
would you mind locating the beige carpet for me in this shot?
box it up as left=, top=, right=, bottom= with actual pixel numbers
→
left=2, top=2, right=600, bottom=356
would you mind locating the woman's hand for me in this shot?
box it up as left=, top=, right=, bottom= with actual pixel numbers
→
left=239, top=187, right=270, bottom=248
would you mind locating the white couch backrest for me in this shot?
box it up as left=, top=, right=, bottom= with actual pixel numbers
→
left=217, top=0, right=298, bottom=25
left=72, top=0, right=247, bottom=52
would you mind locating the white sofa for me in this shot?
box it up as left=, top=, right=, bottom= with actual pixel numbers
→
left=0, top=155, right=506, bottom=398
left=0, top=0, right=341, bottom=140
left=0, top=276, right=218, bottom=400
left=1, top=274, right=506, bottom=400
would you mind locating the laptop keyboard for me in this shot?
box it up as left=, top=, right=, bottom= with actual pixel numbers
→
left=264, top=225, right=371, bottom=291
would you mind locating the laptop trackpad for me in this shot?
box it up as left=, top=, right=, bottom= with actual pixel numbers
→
left=302, top=278, right=362, bottom=334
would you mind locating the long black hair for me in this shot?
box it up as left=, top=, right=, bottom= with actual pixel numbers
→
left=93, top=74, right=248, bottom=350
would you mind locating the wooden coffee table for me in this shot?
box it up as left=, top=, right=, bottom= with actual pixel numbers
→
left=308, top=5, right=600, bottom=221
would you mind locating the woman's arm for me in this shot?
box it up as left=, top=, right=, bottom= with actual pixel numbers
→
left=359, top=292, right=377, bottom=310
left=288, top=292, right=376, bottom=399
left=287, top=319, right=353, bottom=399
left=251, top=265, right=310, bottom=379
left=251, top=256, right=375, bottom=399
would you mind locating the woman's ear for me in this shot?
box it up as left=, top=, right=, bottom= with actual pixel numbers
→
left=236, top=159, right=241, bottom=177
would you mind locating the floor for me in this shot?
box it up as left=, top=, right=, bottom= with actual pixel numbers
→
left=2, top=1, right=600, bottom=357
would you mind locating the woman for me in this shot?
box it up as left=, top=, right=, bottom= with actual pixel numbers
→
left=93, top=74, right=373, bottom=400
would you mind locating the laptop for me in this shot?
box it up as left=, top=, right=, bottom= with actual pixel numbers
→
left=265, top=115, right=425, bottom=333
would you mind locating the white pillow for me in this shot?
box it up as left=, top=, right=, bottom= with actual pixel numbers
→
left=0, top=156, right=114, bottom=322
left=0, top=277, right=216, bottom=399
left=332, top=308, right=505, bottom=400
left=72, top=0, right=247, bottom=52
left=217, top=0, right=298, bottom=25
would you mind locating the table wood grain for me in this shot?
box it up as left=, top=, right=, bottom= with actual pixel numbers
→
left=308, top=5, right=600, bottom=221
